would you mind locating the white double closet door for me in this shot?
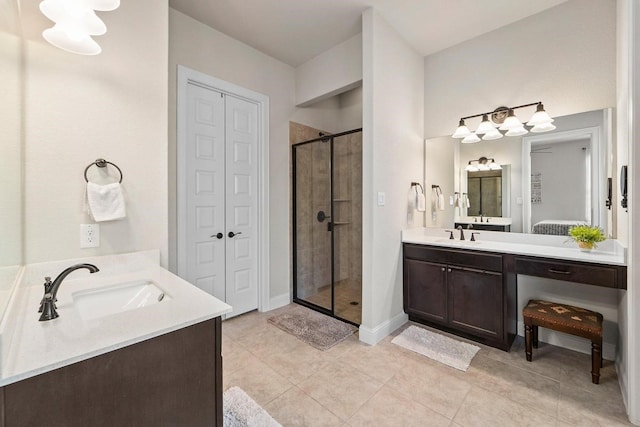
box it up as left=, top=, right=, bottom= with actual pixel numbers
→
left=183, top=82, right=258, bottom=318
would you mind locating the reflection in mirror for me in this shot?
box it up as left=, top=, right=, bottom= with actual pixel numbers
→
left=0, top=0, right=22, bottom=320
left=452, top=108, right=614, bottom=235
left=467, top=170, right=502, bottom=217
left=522, top=109, right=611, bottom=236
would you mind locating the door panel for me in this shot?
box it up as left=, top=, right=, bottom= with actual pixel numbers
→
left=186, top=83, right=226, bottom=303
left=404, top=259, right=448, bottom=323
left=224, top=94, right=259, bottom=317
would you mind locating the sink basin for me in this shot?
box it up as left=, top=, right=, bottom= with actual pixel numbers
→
left=73, top=280, right=170, bottom=321
left=430, top=238, right=481, bottom=245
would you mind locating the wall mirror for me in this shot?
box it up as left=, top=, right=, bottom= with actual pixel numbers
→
left=0, top=0, right=23, bottom=321
left=453, top=108, right=613, bottom=235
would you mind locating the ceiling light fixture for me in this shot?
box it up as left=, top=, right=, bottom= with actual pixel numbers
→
left=39, top=0, right=120, bottom=55
left=465, top=157, right=502, bottom=172
left=451, top=102, right=554, bottom=141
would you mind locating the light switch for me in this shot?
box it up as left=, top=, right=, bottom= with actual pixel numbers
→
left=377, top=192, right=385, bottom=206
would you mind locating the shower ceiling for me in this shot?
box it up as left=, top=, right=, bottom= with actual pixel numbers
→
left=169, top=0, right=568, bottom=67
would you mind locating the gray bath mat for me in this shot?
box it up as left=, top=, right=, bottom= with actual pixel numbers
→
left=223, top=386, right=281, bottom=427
left=392, top=325, right=480, bottom=371
left=267, top=308, right=357, bottom=350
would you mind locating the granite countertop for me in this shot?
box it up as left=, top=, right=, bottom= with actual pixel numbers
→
left=402, top=227, right=626, bottom=266
left=0, top=250, right=231, bottom=386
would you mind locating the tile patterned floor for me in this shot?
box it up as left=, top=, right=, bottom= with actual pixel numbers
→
left=222, top=304, right=631, bottom=426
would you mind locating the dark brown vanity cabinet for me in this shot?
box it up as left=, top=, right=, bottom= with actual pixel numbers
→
left=0, top=318, right=223, bottom=427
left=403, top=244, right=516, bottom=350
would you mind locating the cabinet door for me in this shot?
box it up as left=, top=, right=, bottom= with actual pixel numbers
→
left=404, top=259, right=447, bottom=323
left=447, top=266, right=503, bottom=339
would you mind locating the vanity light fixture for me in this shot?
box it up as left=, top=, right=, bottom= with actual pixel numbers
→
left=451, top=102, right=555, bottom=141
left=39, top=0, right=120, bottom=55
left=465, top=157, right=501, bottom=172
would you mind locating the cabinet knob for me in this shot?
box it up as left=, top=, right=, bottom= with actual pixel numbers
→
left=448, top=268, right=452, bottom=272
left=441, top=267, right=445, bottom=272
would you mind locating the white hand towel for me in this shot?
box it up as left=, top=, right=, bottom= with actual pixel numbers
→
left=86, top=182, right=127, bottom=222
left=416, top=192, right=426, bottom=212
left=466, top=195, right=471, bottom=208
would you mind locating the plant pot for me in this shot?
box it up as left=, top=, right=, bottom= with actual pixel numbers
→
left=578, top=241, right=594, bottom=251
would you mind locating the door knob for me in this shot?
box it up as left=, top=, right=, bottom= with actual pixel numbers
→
left=228, top=231, right=242, bottom=238
left=211, top=233, right=223, bottom=239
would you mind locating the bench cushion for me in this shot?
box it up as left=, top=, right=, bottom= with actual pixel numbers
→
left=523, top=299, right=603, bottom=335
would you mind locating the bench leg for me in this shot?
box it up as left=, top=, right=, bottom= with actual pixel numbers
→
left=532, top=325, right=539, bottom=348
left=525, top=323, right=533, bottom=362
left=591, top=340, right=602, bottom=384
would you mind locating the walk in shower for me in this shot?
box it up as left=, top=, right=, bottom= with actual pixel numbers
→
left=292, top=128, right=362, bottom=325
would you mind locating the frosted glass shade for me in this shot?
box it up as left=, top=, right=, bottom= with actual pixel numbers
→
left=530, top=123, right=557, bottom=133
left=499, top=110, right=523, bottom=130
left=40, top=0, right=107, bottom=35
left=91, top=0, right=120, bottom=11
left=482, top=128, right=503, bottom=140
left=465, top=163, right=479, bottom=172
left=43, top=25, right=101, bottom=55
left=475, top=114, right=495, bottom=135
left=489, top=161, right=502, bottom=170
left=527, top=103, right=554, bottom=126
left=505, top=126, right=528, bottom=137
left=461, top=133, right=480, bottom=144
left=452, top=124, right=471, bottom=138
left=477, top=163, right=490, bottom=171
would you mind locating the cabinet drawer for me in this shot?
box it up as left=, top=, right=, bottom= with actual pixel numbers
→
left=403, top=244, right=502, bottom=272
left=515, top=257, right=623, bottom=289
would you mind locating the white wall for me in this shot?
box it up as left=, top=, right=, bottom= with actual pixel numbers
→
left=616, top=0, right=638, bottom=423
left=424, top=136, right=455, bottom=228
left=361, top=9, right=424, bottom=344
left=21, top=1, right=168, bottom=266
left=295, top=34, right=362, bottom=107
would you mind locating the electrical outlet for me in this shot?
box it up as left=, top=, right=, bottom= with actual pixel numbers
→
left=80, top=224, right=100, bottom=248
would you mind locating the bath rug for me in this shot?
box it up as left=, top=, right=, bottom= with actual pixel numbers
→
left=392, top=325, right=480, bottom=371
left=267, top=307, right=357, bottom=351
left=223, top=386, right=281, bottom=427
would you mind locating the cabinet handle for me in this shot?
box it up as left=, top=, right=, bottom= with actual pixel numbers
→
left=548, top=268, right=571, bottom=275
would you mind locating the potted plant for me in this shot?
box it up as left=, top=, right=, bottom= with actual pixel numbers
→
left=568, top=224, right=606, bottom=250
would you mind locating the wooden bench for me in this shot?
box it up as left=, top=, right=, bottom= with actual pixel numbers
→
left=523, top=299, right=603, bottom=384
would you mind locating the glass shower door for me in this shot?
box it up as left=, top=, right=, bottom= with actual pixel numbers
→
left=292, top=138, right=333, bottom=312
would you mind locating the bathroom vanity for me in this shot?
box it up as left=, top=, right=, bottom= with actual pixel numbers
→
left=402, top=228, right=626, bottom=351
left=454, top=216, right=512, bottom=232
left=0, top=251, right=231, bottom=427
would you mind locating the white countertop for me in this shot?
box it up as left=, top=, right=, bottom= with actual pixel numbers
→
left=0, top=250, right=231, bottom=386
left=402, top=227, right=627, bottom=266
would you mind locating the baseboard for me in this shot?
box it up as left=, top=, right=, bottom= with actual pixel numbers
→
left=264, top=293, right=290, bottom=312
left=359, top=311, right=408, bottom=345
left=517, top=320, right=616, bottom=360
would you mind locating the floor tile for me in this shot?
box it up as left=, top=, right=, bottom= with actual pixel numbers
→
left=556, top=382, right=632, bottom=426
left=261, top=340, right=330, bottom=384
left=297, top=361, right=383, bottom=421
left=265, top=386, right=343, bottom=427
left=347, top=385, right=451, bottom=427
left=453, top=386, right=557, bottom=427
left=223, top=356, right=293, bottom=407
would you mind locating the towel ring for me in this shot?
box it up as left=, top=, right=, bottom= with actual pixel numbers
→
left=84, top=158, right=123, bottom=183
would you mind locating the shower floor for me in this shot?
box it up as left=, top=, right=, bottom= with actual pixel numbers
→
left=302, top=278, right=362, bottom=325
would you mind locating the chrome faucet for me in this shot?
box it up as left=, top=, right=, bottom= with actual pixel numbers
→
left=456, top=225, right=466, bottom=241
left=39, top=263, right=99, bottom=321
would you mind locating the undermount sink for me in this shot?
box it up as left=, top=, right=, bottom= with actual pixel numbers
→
left=73, top=280, right=170, bottom=321
left=431, top=238, right=481, bottom=245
